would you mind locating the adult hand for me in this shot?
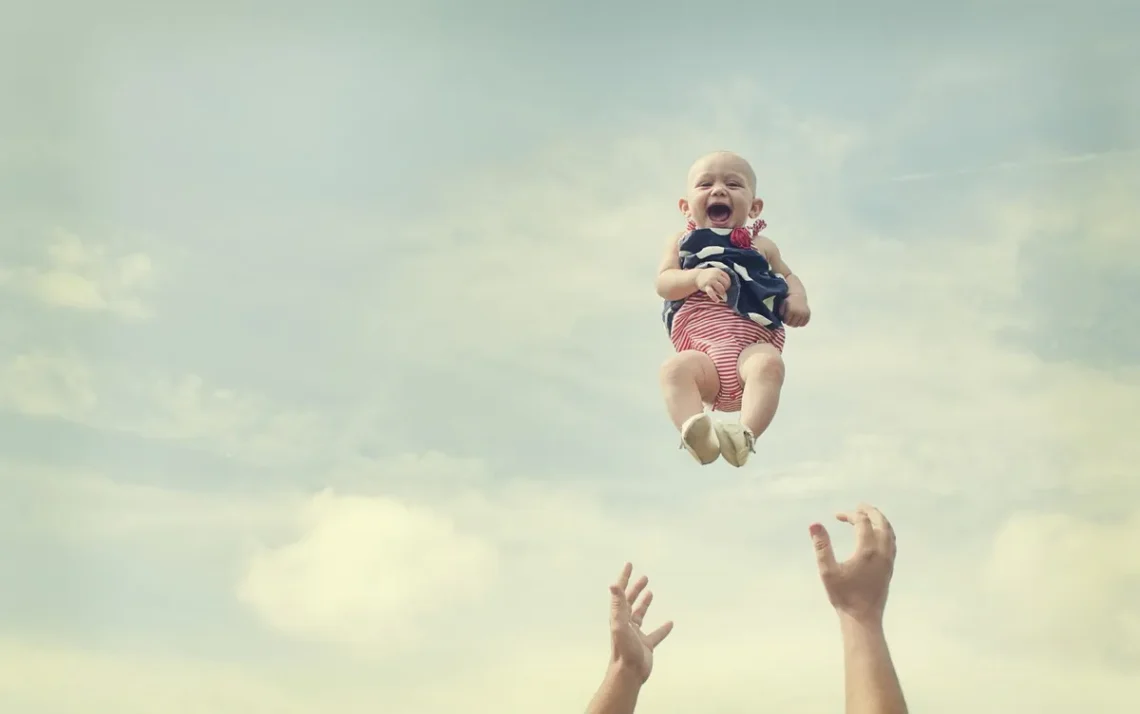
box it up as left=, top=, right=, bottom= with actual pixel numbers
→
left=809, top=504, right=897, bottom=623
left=607, top=562, right=674, bottom=683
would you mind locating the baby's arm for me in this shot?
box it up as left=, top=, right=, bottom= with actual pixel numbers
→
left=754, top=235, right=807, bottom=300
left=655, top=231, right=703, bottom=300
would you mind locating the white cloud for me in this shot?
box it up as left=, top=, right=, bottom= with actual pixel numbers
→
left=134, top=372, right=329, bottom=465
left=0, top=351, right=338, bottom=468
left=0, top=639, right=311, bottom=714
left=4, top=445, right=1139, bottom=713
left=0, top=351, right=97, bottom=419
left=983, top=508, right=1140, bottom=662
left=26, top=471, right=298, bottom=543
left=237, top=489, right=498, bottom=648
left=1, top=230, right=155, bottom=319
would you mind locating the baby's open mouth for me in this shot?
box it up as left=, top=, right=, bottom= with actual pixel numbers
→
left=707, top=203, right=732, bottom=223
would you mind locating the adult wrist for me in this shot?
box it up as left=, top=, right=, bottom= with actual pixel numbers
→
left=837, top=609, right=885, bottom=634
left=606, top=660, right=646, bottom=687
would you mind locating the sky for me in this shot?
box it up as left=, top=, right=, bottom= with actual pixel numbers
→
left=1, top=0, right=1138, bottom=712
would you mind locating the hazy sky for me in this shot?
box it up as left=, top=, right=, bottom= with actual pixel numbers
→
left=2, top=1, right=1138, bottom=712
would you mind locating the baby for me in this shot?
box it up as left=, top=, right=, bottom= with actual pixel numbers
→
left=656, top=151, right=811, bottom=467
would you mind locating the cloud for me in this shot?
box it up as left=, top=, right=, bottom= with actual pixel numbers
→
left=0, top=351, right=96, bottom=419
left=887, top=147, right=1140, bottom=184
left=237, top=489, right=498, bottom=648
left=0, top=357, right=337, bottom=469
left=20, top=470, right=297, bottom=543
left=132, top=372, right=329, bottom=465
left=9, top=463, right=1139, bottom=714
left=0, top=230, right=155, bottom=319
left=4, top=442, right=1139, bottom=714
left=983, top=507, right=1140, bottom=663
left=0, top=639, right=310, bottom=714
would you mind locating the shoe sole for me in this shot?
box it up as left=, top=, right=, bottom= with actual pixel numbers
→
left=717, top=425, right=752, bottom=468
left=682, top=415, right=721, bottom=465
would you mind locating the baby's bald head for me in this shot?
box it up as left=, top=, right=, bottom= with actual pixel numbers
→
left=687, top=151, right=757, bottom=194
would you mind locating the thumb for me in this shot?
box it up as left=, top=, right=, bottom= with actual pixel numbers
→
left=809, top=523, right=839, bottom=575
left=609, top=585, right=628, bottom=625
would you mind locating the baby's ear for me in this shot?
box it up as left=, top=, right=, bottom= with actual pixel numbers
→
left=749, top=197, right=765, bottom=218
left=678, top=198, right=690, bottom=216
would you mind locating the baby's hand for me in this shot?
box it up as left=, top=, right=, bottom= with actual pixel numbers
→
left=782, top=294, right=811, bottom=327
left=695, top=268, right=730, bottom=302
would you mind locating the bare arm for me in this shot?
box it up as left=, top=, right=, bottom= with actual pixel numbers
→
left=810, top=506, right=907, bottom=714
left=655, top=231, right=702, bottom=300
left=754, top=235, right=807, bottom=299
left=839, top=614, right=907, bottom=714
left=586, top=664, right=642, bottom=714
left=585, top=564, right=674, bottom=714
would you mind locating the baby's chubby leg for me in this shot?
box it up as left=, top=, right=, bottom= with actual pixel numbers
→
left=659, top=350, right=719, bottom=430
left=736, top=342, right=785, bottom=437
left=714, top=342, right=784, bottom=468
left=660, top=350, right=722, bottom=464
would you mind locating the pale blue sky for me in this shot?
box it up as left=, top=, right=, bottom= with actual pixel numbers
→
left=2, top=2, right=1138, bottom=712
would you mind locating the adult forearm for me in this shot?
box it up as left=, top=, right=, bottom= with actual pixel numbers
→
left=586, top=664, right=642, bottom=714
left=655, top=269, right=700, bottom=300
left=840, top=614, right=907, bottom=714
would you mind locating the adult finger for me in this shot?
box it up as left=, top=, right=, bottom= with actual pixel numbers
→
left=645, top=620, right=675, bottom=649
left=614, top=562, right=633, bottom=591
left=860, top=504, right=893, bottom=551
left=838, top=509, right=874, bottom=554
left=609, top=584, right=631, bottom=628
left=809, top=523, right=839, bottom=576
left=626, top=574, right=649, bottom=605
left=609, top=564, right=634, bottom=624
left=879, top=509, right=895, bottom=541
left=631, top=589, right=654, bottom=626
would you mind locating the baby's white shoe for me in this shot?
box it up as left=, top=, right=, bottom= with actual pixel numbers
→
left=680, top=412, right=721, bottom=465
left=715, top=422, right=755, bottom=467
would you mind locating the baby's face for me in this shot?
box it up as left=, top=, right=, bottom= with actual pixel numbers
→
left=680, top=152, right=762, bottom=229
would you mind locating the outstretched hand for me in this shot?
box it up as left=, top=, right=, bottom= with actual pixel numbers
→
left=607, top=563, right=674, bottom=683
left=810, top=504, right=897, bottom=623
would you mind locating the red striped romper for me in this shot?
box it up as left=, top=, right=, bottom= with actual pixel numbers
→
left=669, top=220, right=786, bottom=413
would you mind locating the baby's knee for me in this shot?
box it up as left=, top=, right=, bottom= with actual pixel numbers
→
left=660, top=351, right=711, bottom=385
left=740, top=349, right=785, bottom=384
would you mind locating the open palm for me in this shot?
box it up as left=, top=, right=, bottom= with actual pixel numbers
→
left=607, top=563, right=674, bottom=683
left=810, top=504, right=897, bottom=621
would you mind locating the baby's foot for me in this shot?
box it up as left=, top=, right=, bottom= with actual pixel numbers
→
left=715, top=422, right=755, bottom=467
left=679, top=412, right=721, bottom=465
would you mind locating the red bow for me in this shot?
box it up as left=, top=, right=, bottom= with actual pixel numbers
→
left=685, top=219, right=767, bottom=249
